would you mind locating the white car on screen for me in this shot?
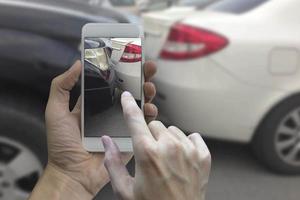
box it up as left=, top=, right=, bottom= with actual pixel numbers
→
left=111, top=38, right=142, bottom=100
left=143, top=0, right=300, bottom=173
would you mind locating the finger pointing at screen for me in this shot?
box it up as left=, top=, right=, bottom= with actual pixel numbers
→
left=102, top=91, right=212, bottom=200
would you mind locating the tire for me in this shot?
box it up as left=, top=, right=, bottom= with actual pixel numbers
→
left=253, top=94, right=300, bottom=174
left=0, top=94, right=47, bottom=199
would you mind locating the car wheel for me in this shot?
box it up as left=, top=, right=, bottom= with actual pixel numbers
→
left=0, top=94, right=47, bottom=199
left=253, top=95, right=300, bottom=174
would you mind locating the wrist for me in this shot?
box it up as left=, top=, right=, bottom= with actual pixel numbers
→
left=29, top=164, right=94, bottom=200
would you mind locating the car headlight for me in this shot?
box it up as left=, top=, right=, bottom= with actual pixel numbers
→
left=85, top=48, right=109, bottom=71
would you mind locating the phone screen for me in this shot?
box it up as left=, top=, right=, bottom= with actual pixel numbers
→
left=83, top=37, right=143, bottom=137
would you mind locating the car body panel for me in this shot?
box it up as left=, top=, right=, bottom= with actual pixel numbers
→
left=180, top=0, right=300, bottom=91
left=0, top=29, right=79, bottom=96
left=144, top=0, right=300, bottom=142
left=111, top=38, right=129, bottom=61
left=111, top=38, right=142, bottom=99
left=0, top=0, right=134, bottom=99
left=153, top=57, right=293, bottom=142
left=0, top=0, right=131, bottom=41
left=143, top=7, right=232, bottom=59
left=115, top=61, right=142, bottom=99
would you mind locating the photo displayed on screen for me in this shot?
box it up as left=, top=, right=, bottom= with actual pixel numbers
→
left=84, top=37, right=142, bottom=137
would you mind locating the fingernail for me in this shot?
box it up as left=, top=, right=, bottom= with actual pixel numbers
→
left=122, top=91, right=132, bottom=97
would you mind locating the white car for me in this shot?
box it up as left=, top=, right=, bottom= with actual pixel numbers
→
left=143, top=0, right=300, bottom=173
left=111, top=38, right=142, bottom=100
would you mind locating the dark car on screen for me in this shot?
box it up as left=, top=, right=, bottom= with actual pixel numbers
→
left=0, top=0, right=135, bottom=199
left=84, top=38, right=117, bottom=115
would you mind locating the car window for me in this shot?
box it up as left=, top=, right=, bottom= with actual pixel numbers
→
left=206, top=0, right=269, bottom=14
left=109, top=0, right=136, bottom=6
left=179, top=0, right=218, bottom=8
left=147, top=1, right=170, bottom=11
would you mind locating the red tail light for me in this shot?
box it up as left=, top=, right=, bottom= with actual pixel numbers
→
left=120, top=44, right=142, bottom=62
left=160, top=23, right=228, bottom=60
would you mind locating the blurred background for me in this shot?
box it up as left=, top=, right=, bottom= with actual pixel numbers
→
left=0, top=0, right=299, bottom=199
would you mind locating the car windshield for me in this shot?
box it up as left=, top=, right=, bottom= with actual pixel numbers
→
left=206, top=0, right=269, bottom=14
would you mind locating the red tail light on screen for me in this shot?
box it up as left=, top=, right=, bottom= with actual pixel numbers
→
left=160, top=23, right=228, bottom=60
left=120, top=44, right=142, bottom=62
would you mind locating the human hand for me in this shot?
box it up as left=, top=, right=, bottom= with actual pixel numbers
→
left=102, top=92, right=211, bottom=200
left=40, top=60, right=157, bottom=199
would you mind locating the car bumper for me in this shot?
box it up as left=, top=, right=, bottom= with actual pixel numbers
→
left=114, top=61, right=142, bottom=100
left=153, top=57, right=284, bottom=142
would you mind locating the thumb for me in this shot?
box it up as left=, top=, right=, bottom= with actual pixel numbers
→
left=46, top=61, right=81, bottom=115
left=102, top=136, right=134, bottom=199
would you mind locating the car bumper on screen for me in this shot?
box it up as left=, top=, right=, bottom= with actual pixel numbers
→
left=114, top=61, right=142, bottom=100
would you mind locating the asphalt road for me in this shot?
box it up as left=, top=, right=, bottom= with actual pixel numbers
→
left=92, top=115, right=300, bottom=200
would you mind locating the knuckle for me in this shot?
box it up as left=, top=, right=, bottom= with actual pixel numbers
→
left=148, top=120, right=161, bottom=129
left=147, top=120, right=156, bottom=127
left=138, top=143, right=163, bottom=175
left=188, top=132, right=199, bottom=139
left=104, top=155, right=112, bottom=168
left=51, top=76, right=60, bottom=87
left=167, top=125, right=177, bottom=131
left=104, top=153, right=119, bottom=168
left=199, top=151, right=212, bottom=170
left=203, top=152, right=212, bottom=164
left=144, top=143, right=157, bottom=157
left=148, top=120, right=161, bottom=128
left=140, top=143, right=158, bottom=162
left=167, top=140, right=184, bottom=154
left=189, top=147, right=199, bottom=160
left=69, top=71, right=79, bottom=83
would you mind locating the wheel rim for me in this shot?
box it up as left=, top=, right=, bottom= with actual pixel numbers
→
left=275, top=108, right=300, bottom=166
left=0, top=137, right=43, bottom=200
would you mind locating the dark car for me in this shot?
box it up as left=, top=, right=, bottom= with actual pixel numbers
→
left=84, top=38, right=116, bottom=115
left=0, top=0, right=134, bottom=199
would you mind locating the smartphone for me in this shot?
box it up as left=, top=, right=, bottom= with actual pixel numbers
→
left=81, top=23, right=144, bottom=152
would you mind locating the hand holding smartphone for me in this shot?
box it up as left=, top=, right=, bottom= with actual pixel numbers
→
left=81, top=23, right=144, bottom=152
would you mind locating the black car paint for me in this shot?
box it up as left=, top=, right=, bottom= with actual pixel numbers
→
left=84, top=37, right=117, bottom=115
left=0, top=0, right=132, bottom=106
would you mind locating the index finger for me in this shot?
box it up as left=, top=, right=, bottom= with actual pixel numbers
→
left=121, top=91, right=155, bottom=147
